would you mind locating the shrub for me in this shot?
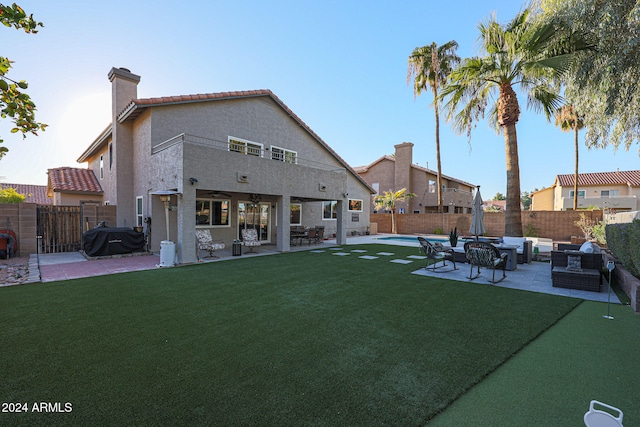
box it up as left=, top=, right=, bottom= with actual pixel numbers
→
left=524, top=223, right=539, bottom=237
left=433, top=227, right=444, bottom=235
left=606, top=220, right=640, bottom=279
left=0, top=187, right=25, bottom=204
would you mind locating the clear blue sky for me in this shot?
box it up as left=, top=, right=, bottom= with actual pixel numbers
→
left=1, top=0, right=638, bottom=200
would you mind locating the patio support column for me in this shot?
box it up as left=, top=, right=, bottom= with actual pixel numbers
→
left=276, top=195, right=291, bottom=252
left=336, top=199, right=347, bottom=245
left=178, top=186, right=197, bottom=264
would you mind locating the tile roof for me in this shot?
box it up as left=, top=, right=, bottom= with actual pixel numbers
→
left=0, top=183, right=51, bottom=205
left=557, top=170, right=640, bottom=187
left=354, top=155, right=476, bottom=188
left=47, top=167, right=103, bottom=194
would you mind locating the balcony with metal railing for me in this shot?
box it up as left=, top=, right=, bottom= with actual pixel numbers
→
left=152, top=133, right=346, bottom=174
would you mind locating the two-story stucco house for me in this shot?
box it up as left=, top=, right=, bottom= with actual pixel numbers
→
left=76, top=67, right=373, bottom=263
left=354, top=142, right=476, bottom=214
left=531, top=169, right=640, bottom=211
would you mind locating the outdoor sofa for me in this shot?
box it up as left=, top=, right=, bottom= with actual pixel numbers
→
left=551, top=242, right=604, bottom=292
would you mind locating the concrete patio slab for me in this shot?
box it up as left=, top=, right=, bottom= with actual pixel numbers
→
left=411, top=260, right=620, bottom=304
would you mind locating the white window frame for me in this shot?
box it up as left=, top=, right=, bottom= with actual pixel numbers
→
left=601, top=190, right=619, bottom=198
left=270, top=145, right=297, bottom=164
left=322, top=201, right=337, bottom=220
left=136, top=196, right=143, bottom=227
left=570, top=190, right=585, bottom=199
left=228, top=136, right=263, bottom=157
left=290, top=203, right=302, bottom=225
left=196, top=198, right=231, bottom=228
left=348, top=199, right=363, bottom=212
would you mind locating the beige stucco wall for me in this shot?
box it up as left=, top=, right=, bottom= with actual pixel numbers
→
left=531, top=187, right=554, bottom=211
left=109, top=95, right=370, bottom=263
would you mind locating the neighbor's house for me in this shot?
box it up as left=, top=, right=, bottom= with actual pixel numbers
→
left=354, top=142, right=476, bottom=214
left=531, top=170, right=640, bottom=211
left=483, top=199, right=505, bottom=212
left=0, top=183, right=51, bottom=205
left=46, top=167, right=103, bottom=206
left=74, top=67, right=373, bottom=263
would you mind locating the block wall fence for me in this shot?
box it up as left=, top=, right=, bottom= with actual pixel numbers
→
left=370, top=210, right=604, bottom=242
left=0, top=203, right=117, bottom=257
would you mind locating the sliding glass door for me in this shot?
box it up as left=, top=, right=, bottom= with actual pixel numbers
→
left=238, top=202, right=271, bottom=243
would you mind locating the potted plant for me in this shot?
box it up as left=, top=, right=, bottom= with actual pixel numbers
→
left=449, top=227, right=458, bottom=247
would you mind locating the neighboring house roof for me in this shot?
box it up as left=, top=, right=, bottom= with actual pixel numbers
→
left=354, top=155, right=476, bottom=189
left=0, top=183, right=51, bottom=204
left=47, top=167, right=103, bottom=195
left=77, top=90, right=374, bottom=193
left=483, top=200, right=506, bottom=211
left=556, top=170, right=640, bottom=187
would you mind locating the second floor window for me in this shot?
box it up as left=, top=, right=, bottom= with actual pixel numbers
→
left=570, top=190, right=585, bottom=199
left=601, top=190, right=618, bottom=198
left=271, top=146, right=297, bottom=163
left=229, top=137, right=262, bottom=157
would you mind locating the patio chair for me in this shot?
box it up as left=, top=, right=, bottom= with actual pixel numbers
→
left=241, top=228, right=261, bottom=253
left=583, top=400, right=624, bottom=427
left=195, top=229, right=225, bottom=260
left=418, top=237, right=457, bottom=272
left=307, top=226, right=324, bottom=245
left=464, top=241, right=507, bottom=283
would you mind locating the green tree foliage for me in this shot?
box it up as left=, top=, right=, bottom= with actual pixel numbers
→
left=494, top=192, right=505, bottom=200
left=0, top=186, right=25, bottom=203
left=534, top=0, right=640, bottom=153
left=0, top=2, right=46, bottom=159
left=442, top=9, right=561, bottom=236
left=521, top=191, right=532, bottom=210
left=373, top=188, right=415, bottom=234
left=407, top=41, right=460, bottom=214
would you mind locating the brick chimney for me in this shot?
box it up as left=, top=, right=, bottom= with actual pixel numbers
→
left=394, top=142, right=413, bottom=213
left=108, top=67, right=140, bottom=119
left=107, top=67, right=140, bottom=226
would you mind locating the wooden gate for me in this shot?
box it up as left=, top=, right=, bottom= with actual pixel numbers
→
left=37, top=206, right=82, bottom=253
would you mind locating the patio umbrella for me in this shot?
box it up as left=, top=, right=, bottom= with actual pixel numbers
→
left=469, top=186, right=486, bottom=240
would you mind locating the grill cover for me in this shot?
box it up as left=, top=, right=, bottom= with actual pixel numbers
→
left=83, top=227, right=145, bottom=257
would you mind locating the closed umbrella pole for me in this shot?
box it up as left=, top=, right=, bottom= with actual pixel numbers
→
left=469, top=186, right=486, bottom=240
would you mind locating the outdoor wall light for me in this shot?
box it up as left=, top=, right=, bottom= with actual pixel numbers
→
left=189, top=177, right=198, bottom=185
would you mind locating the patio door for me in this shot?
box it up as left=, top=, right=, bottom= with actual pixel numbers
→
left=238, top=202, right=271, bottom=243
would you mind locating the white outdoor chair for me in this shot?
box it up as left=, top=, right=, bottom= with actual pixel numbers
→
left=241, top=228, right=261, bottom=253
left=584, top=400, right=624, bottom=427
left=195, top=229, right=225, bottom=260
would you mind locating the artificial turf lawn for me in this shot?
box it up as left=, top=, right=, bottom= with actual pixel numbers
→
left=1, top=244, right=582, bottom=426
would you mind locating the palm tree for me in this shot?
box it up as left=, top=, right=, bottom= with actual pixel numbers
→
left=407, top=41, right=460, bottom=213
left=442, top=9, right=561, bottom=236
left=555, top=104, right=584, bottom=210
left=373, top=188, right=415, bottom=234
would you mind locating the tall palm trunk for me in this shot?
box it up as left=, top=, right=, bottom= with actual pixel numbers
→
left=432, top=85, right=443, bottom=213
left=391, top=209, right=397, bottom=234
left=503, top=123, right=523, bottom=236
left=573, top=125, right=579, bottom=210
left=498, top=82, right=523, bottom=236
